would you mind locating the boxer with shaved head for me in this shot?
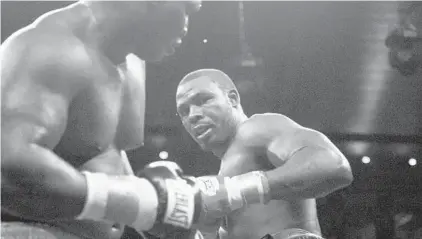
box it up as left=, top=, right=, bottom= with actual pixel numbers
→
left=176, top=69, right=354, bottom=239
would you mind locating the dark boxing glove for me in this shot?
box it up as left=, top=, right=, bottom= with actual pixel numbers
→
left=137, top=161, right=203, bottom=238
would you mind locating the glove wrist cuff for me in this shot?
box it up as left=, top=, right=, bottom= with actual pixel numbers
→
left=77, top=172, right=159, bottom=231
left=107, top=175, right=159, bottom=230
left=76, top=171, right=109, bottom=221
left=232, top=171, right=271, bottom=205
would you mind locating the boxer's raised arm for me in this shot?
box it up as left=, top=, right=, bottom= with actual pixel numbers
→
left=189, top=114, right=353, bottom=220
left=1, top=41, right=92, bottom=220
left=263, top=114, right=353, bottom=200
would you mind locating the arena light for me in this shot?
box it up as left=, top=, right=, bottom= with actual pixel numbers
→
left=361, top=156, right=371, bottom=164
left=346, top=141, right=369, bottom=156
left=408, top=158, right=417, bottom=166
left=203, top=39, right=208, bottom=43
left=159, top=151, right=169, bottom=160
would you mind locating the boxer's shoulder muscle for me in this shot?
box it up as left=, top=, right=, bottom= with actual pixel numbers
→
left=220, top=114, right=289, bottom=174
left=232, top=113, right=313, bottom=168
left=249, top=113, right=334, bottom=167
left=1, top=29, right=92, bottom=150
left=236, top=113, right=299, bottom=147
left=2, top=28, right=92, bottom=89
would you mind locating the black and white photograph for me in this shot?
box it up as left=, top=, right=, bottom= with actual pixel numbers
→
left=1, top=1, right=421, bottom=239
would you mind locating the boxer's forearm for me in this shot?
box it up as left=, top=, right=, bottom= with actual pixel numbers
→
left=2, top=144, right=159, bottom=229
left=265, top=146, right=353, bottom=200
left=1, top=143, right=87, bottom=220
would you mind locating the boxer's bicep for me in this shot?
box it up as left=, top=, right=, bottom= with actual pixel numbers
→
left=2, top=42, right=89, bottom=151
left=262, top=113, right=342, bottom=167
left=2, top=68, right=71, bottom=153
left=1, top=54, right=90, bottom=219
left=1, top=57, right=75, bottom=154
left=267, top=127, right=336, bottom=167
left=264, top=115, right=306, bottom=167
left=264, top=123, right=353, bottom=199
left=285, top=128, right=351, bottom=171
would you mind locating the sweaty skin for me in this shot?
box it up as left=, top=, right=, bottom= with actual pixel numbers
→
left=218, top=114, right=324, bottom=239
left=1, top=15, right=144, bottom=239
left=176, top=73, right=352, bottom=239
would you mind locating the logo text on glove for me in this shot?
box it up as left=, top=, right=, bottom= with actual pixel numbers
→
left=197, top=177, right=219, bottom=196
left=164, top=180, right=195, bottom=229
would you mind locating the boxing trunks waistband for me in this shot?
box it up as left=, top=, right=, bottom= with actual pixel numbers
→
left=1, top=221, right=89, bottom=239
left=260, top=228, right=325, bottom=239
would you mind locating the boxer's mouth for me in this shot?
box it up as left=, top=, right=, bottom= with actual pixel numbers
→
left=194, top=125, right=212, bottom=138
left=197, top=128, right=212, bottom=140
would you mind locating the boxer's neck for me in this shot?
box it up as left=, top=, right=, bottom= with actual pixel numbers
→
left=82, top=3, right=127, bottom=65
left=46, top=3, right=97, bottom=41
left=212, top=112, right=249, bottom=159
left=57, top=2, right=126, bottom=65
left=31, top=2, right=95, bottom=39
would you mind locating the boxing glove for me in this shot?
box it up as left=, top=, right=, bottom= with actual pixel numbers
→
left=76, top=161, right=203, bottom=238
left=137, top=161, right=203, bottom=238
left=195, top=171, right=271, bottom=220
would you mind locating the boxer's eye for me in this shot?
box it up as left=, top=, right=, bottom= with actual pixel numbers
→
left=198, top=96, right=212, bottom=105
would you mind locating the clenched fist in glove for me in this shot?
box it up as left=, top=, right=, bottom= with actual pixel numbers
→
left=75, top=160, right=203, bottom=238
left=137, top=161, right=203, bottom=238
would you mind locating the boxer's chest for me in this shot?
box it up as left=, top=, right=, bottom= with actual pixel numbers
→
left=54, top=68, right=141, bottom=166
left=219, top=139, right=279, bottom=237
left=219, top=144, right=274, bottom=177
left=50, top=56, right=130, bottom=239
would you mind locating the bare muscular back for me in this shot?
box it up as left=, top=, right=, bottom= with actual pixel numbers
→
left=218, top=114, right=321, bottom=239
left=1, top=23, right=145, bottom=239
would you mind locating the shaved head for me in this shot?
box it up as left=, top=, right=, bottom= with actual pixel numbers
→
left=178, top=68, right=238, bottom=93
left=176, top=69, right=244, bottom=153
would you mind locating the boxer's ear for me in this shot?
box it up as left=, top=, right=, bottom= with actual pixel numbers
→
left=227, top=89, right=240, bottom=108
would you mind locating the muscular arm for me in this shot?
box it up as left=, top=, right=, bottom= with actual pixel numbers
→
left=193, top=114, right=352, bottom=226
left=115, top=54, right=146, bottom=150
left=1, top=37, right=91, bottom=220
left=262, top=115, right=353, bottom=200
left=120, top=151, right=148, bottom=239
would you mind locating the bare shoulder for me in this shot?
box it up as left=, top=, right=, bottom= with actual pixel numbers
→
left=1, top=27, right=93, bottom=92
left=1, top=28, right=94, bottom=150
left=232, top=113, right=291, bottom=149
left=250, top=113, right=300, bottom=128
left=238, top=113, right=302, bottom=137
